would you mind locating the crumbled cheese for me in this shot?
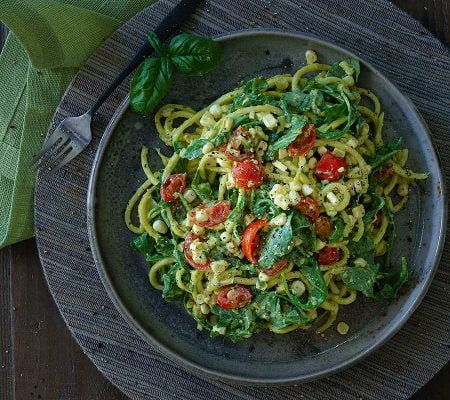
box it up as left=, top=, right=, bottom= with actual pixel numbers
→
left=290, top=280, right=306, bottom=296
left=209, top=104, right=222, bottom=119
left=195, top=209, right=209, bottom=222
left=301, top=184, right=314, bottom=196
left=326, top=192, right=339, bottom=204
left=258, top=271, right=270, bottom=282
left=220, top=231, right=231, bottom=242
left=152, top=219, right=168, bottom=234
left=190, top=240, right=207, bottom=264
left=211, top=260, right=229, bottom=275
left=199, top=112, right=216, bottom=127
left=274, top=194, right=290, bottom=210
left=270, top=213, right=287, bottom=226
left=288, top=190, right=301, bottom=205
left=289, top=181, right=302, bottom=191
left=200, top=304, right=210, bottom=314
left=183, top=189, right=196, bottom=203
left=337, top=166, right=345, bottom=173
left=202, top=142, right=214, bottom=154
left=262, top=113, right=278, bottom=130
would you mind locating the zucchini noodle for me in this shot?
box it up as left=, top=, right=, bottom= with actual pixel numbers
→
left=125, top=49, right=427, bottom=342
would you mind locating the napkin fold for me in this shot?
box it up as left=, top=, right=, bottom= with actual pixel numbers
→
left=0, top=0, right=154, bottom=248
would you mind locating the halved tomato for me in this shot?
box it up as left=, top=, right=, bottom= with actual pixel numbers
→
left=225, top=126, right=254, bottom=161
left=241, top=219, right=267, bottom=264
left=217, top=285, right=252, bottom=309
left=258, top=259, right=289, bottom=276
left=315, top=246, right=340, bottom=265
left=160, top=173, right=187, bottom=203
left=295, top=196, right=320, bottom=222
left=314, top=215, right=333, bottom=238
left=315, top=152, right=346, bottom=182
left=232, top=158, right=264, bottom=190
left=183, top=232, right=210, bottom=270
left=189, top=201, right=231, bottom=228
left=287, top=124, right=316, bottom=157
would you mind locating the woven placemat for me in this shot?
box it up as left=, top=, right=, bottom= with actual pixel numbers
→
left=35, top=0, right=450, bottom=399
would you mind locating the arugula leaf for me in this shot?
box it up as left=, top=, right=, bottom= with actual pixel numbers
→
left=363, top=192, right=385, bottom=224
left=230, top=77, right=277, bottom=111
left=326, top=59, right=360, bottom=81
left=330, top=215, right=345, bottom=243
left=253, top=292, right=309, bottom=328
left=227, top=190, right=246, bottom=222
left=131, top=233, right=154, bottom=255
left=291, top=211, right=317, bottom=251
left=265, top=115, right=307, bottom=161
left=366, top=138, right=403, bottom=171
left=341, top=262, right=378, bottom=297
left=183, top=138, right=211, bottom=160
left=299, top=259, right=328, bottom=308
left=130, top=56, right=173, bottom=115
left=168, top=34, right=223, bottom=76
left=258, top=215, right=293, bottom=269
left=162, top=263, right=186, bottom=301
left=348, top=59, right=361, bottom=81
left=211, top=305, right=258, bottom=342
left=250, top=185, right=281, bottom=219
left=283, top=89, right=324, bottom=114
left=373, top=257, right=408, bottom=299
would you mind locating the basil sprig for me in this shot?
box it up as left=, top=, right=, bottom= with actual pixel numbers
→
left=130, top=32, right=223, bottom=115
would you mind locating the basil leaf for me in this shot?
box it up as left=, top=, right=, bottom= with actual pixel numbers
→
left=147, top=32, right=166, bottom=56
left=169, top=34, right=223, bottom=76
left=183, top=138, right=211, bottom=160
left=265, top=115, right=307, bottom=161
left=341, top=263, right=378, bottom=297
left=130, top=56, right=173, bottom=115
left=299, top=260, right=327, bottom=308
left=258, top=215, right=293, bottom=269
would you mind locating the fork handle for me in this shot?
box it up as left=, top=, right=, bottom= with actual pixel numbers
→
left=87, top=0, right=200, bottom=116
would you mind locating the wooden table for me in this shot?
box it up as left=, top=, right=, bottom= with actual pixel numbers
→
left=0, top=2, right=448, bottom=399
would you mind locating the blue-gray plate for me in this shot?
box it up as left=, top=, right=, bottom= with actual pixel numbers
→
left=87, top=30, right=447, bottom=384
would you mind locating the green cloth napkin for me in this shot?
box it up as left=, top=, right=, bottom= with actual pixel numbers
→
left=0, top=0, right=154, bottom=249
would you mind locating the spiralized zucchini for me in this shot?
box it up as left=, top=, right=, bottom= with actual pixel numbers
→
left=125, top=50, right=427, bottom=342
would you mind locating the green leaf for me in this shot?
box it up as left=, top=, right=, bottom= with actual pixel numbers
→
left=258, top=215, right=293, bottom=269
left=348, top=59, right=361, bottom=81
left=130, top=56, right=173, bottom=115
left=147, top=32, right=167, bottom=56
left=250, top=185, right=281, bottom=219
left=363, top=192, right=385, bottom=224
left=227, top=190, right=246, bottom=222
left=366, top=138, right=403, bottom=172
left=168, top=34, right=223, bottom=76
left=291, top=211, right=316, bottom=252
left=329, top=215, right=344, bottom=243
left=373, top=257, right=408, bottom=299
left=265, top=115, right=307, bottom=161
left=299, top=259, right=328, bottom=308
left=130, top=233, right=154, bottom=255
left=162, top=263, right=185, bottom=301
left=183, top=138, right=211, bottom=160
left=211, top=305, right=257, bottom=342
left=341, top=262, right=378, bottom=297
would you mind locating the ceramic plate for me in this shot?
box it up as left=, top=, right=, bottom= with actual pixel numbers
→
left=87, top=30, right=447, bottom=384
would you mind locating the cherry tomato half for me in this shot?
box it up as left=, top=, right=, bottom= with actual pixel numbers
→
left=183, top=232, right=210, bottom=270
left=295, top=196, right=320, bottom=222
left=225, top=126, right=254, bottom=161
left=232, top=158, right=264, bottom=190
left=315, top=152, right=346, bottom=182
left=258, top=259, right=289, bottom=276
left=241, top=219, right=267, bottom=264
left=287, top=124, right=316, bottom=157
left=160, top=173, right=187, bottom=203
left=217, top=285, right=252, bottom=310
left=315, top=246, right=340, bottom=265
left=188, top=201, right=231, bottom=228
left=314, top=215, right=333, bottom=238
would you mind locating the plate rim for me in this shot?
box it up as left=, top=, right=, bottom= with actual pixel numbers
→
left=87, top=28, right=448, bottom=385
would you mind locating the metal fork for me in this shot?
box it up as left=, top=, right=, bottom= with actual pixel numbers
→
left=32, top=0, right=199, bottom=173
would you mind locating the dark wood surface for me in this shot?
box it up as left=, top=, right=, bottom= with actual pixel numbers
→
left=0, top=1, right=448, bottom=399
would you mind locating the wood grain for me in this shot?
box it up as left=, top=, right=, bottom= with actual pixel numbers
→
left=0, top=1, right=449, bottom=399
